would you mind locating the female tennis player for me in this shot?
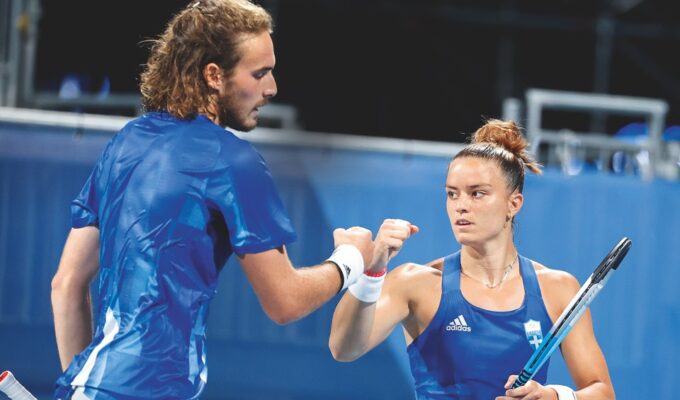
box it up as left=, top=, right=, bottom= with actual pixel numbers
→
left=329, top=119, right=615, bottom=400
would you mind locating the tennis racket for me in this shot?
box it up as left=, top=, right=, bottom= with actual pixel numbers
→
left=0, top=371, right=36, bottom=400
left=511, top=237, right=632, bottom=388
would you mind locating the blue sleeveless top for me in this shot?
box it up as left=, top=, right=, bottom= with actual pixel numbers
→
left=407, top=251, right=553, bottom=399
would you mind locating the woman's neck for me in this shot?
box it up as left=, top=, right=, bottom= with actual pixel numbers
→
left=460, top=241, right=518, bottom=288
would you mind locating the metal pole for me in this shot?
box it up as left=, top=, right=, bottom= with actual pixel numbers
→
left=20, top=0, right=40, bottom=107
left=591, top=14, right=615, bottom=134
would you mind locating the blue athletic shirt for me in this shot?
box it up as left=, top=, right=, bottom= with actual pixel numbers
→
left=54, top=112, right=297, bottom=399
left=407, top=251, right=553, bottom=399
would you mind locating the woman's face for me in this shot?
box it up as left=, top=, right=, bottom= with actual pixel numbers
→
left=445, top=157, right=522, bottom=247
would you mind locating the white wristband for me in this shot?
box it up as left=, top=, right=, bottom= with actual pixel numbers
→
left=348, top=273, right=385, bottom=303
left=326, top=244, right=364, bottom=291
left=546, top=385, right=577, bottom=400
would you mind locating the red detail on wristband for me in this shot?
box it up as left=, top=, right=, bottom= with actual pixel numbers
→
left=0, top=371, right=8, bottom=382
left=365, top=267, right=387, bottom=277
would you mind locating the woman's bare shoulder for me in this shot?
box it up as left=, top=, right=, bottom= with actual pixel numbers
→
left=387, top=260, right=443, bottom=292
left=533, top=260, right=580, bottom=288
left=390, top=261, right=442, bottom=279
left=532, top=260, right=582, bottom=316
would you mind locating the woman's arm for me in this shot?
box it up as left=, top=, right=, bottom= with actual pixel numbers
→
left=555, top=272, right=615, bottom=399
left=500, top=270, right=615, bottom=400
left=329, top=264, right=413, bottom=361
left=329, top=219, right=417, bottom=361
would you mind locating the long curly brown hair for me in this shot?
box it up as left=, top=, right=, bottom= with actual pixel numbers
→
left=139, top=0, right=273, bottom=120
left=453, top=119, right=542, bottom=194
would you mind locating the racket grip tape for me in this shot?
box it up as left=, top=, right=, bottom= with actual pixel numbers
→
left=511, top=368, right=533, bottom=389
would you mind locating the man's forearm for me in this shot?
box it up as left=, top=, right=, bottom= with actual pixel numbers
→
left=266, top=262, right=342, bottom=325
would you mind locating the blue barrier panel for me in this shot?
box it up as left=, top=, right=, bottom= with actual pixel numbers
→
left=1, top=121, right=678, bottom=399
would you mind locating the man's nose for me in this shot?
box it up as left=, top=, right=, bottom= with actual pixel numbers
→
left=263, top=73, right=277, bottom=98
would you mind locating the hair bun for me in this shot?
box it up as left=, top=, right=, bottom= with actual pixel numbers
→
left=472, top=119, right=525, bottom=154
left=472, top=119, right=542, bottom=174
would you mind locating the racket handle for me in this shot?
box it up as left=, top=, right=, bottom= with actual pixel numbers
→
left=0, top=371, right=37, bottom=400
left=511, top=368, right=533, bottom=389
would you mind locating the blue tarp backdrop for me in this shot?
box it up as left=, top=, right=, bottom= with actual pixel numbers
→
left=0, top=121, right=677, bottom=399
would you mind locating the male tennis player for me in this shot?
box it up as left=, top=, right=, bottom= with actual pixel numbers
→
left=330, top=120, right=615, bottom=400
left=51, top=1, right=372, bottom=398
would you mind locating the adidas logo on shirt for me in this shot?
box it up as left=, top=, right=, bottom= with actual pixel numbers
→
left=446, top=315, right=472, bottom=332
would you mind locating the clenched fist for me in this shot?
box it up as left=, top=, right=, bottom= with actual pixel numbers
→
left=333, top=226, right=374, bottom=269
left=369, top=219, right=419, bottom=273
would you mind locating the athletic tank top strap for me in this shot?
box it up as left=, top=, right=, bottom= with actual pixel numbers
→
left=517, top=254, right=543, bottom=299
left=442, top=252, right=461, bottom=296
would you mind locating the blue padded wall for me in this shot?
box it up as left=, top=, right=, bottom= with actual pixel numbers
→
left=0, top=121, right=678, bottom=399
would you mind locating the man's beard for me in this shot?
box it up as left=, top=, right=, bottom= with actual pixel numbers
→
left=217, top=93, right=258, bottom=132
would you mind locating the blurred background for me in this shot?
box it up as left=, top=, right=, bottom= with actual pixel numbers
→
left=1, top=0, right=679, bottom=399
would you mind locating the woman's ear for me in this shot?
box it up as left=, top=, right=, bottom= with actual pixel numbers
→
left=508, top=191, right=524, bottom=219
